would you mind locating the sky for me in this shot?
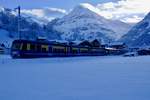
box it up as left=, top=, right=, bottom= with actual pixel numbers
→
left=0, top=0, right=119, bottom=9
left=0, top=0, right=150, bottom=23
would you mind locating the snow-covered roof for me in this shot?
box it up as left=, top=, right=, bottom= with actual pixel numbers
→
left=109, top=42, right=125, bottom=46
left=47, top=39, right=68, bottom=44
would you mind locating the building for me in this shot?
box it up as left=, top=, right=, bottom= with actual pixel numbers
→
left=91, top=39, right=101, bottom=48
left=109, top=43, right=127, bottom=50
left=0, top=44, right=5, bottom=54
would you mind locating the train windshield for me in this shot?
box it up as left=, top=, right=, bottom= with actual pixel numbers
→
left=12, top=42, right=22, bottom=50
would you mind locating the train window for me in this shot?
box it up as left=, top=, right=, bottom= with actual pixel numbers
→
left=72, top=50, right=77, bottom=54
left=21, top=43, right=31, bottom=51
left=41, top=45, right=48, bottom=52
left=27, top=44, right=30, bottom=51
left=65, top=48, right=67, bottom=53
left=54, top=49, right=65, bottom=53
left=49, top=46, right=52, bottom=53
left=30, top=44, right=36, bottom=51
left=52, top=46, right=65, bottom=53
left=42, top=48, right=47, bottom=52
left=80, top=48, right=88, bottom=53
left=60, top=49, right=65, bottom=53
left=72, top=48, right=78, bottom=54
left=22, top=43, right=27, bottom=51
left=37, top=45, right=41, bottom=52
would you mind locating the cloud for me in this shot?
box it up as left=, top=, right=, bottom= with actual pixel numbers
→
left=96, top=0, right=150, bottom=23
left=21, top=7, right=67, bottom=23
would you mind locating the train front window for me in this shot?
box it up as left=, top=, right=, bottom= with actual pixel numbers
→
left=12, top=43, right=22, bottom=50
left=21, top=43, right=32, bottom=51
left=22, top=43, right=27, bottom=51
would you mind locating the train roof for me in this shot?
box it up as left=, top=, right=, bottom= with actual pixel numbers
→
left=12, top=39, right=102, bottom=48
left=12, top=39, right=80, bottom=47
left=12, top=39, right=68, bottom=46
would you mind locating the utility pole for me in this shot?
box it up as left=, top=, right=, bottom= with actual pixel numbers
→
left=16, top=6, right=21, bottom=40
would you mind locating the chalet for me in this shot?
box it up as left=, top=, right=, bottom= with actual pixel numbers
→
left=90, top=39, right=101, bottom=48
left=78, top=39, right=102, bottom=48
left=78, top=40, right=92, bottom=47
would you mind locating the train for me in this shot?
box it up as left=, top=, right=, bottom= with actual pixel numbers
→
left=11, top=39, right=108, bottom=58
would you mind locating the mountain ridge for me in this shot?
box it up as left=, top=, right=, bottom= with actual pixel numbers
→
left=120, top=12, right=150, bottom=47
left=51, top=3, right=132, bottom=42
left=0, top=4, right=133, bottom=47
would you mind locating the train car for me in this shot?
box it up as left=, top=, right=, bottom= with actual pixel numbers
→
left=90, top=47, right=106, bottom=56
left=11, top=39, right=107, bottom=58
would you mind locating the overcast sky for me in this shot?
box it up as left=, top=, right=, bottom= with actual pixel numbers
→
left=0, top=0, right=150, bottom=23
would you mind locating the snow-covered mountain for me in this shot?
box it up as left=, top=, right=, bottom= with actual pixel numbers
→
left=21, top=7, right=67, bottom=25
left=51, top=3, right=132, bottom=43
left=120, top=12, right=150, bottom=47
left=0, top=4, right=133, bottom=47
left=0, top=7, right=61, bottom=47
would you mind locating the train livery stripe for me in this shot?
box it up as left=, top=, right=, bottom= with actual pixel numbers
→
left=72, top=48, right=78, bottom=51
left=80, top=48, right=88, bottom=51
left=52, top=46, right=65, bottom=49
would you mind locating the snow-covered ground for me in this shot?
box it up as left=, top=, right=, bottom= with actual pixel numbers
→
left=0, top=55, right=150, bottom=100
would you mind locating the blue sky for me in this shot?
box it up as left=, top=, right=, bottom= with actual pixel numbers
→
left=0, top=0, right=119, bottom=9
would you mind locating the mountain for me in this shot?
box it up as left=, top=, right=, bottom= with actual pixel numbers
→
left=120, top=12, right=150, bottom=47
left=21, top=7, right=67, bottom=25
left=0, top=7, right=61, bottom=47
left=0, top=4, right=132, bottom=47
left=51, top=3, right=132, bottom=43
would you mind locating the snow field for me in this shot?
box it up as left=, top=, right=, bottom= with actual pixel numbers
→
left=0, top=55, right=150, bottom=100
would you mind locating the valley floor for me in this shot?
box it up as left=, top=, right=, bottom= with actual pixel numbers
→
left=0, top=55, right=150, bottom=100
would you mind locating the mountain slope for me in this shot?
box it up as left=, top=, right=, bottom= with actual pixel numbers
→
left=51, top=3, right=132, bottom=43
left=120, top=12, right=150, bottom=47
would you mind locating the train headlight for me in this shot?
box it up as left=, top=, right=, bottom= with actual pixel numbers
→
left=12, top=51, right=18, bottom=55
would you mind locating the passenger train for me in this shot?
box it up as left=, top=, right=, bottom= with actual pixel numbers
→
left=11, top=39, right=107, bottom=58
